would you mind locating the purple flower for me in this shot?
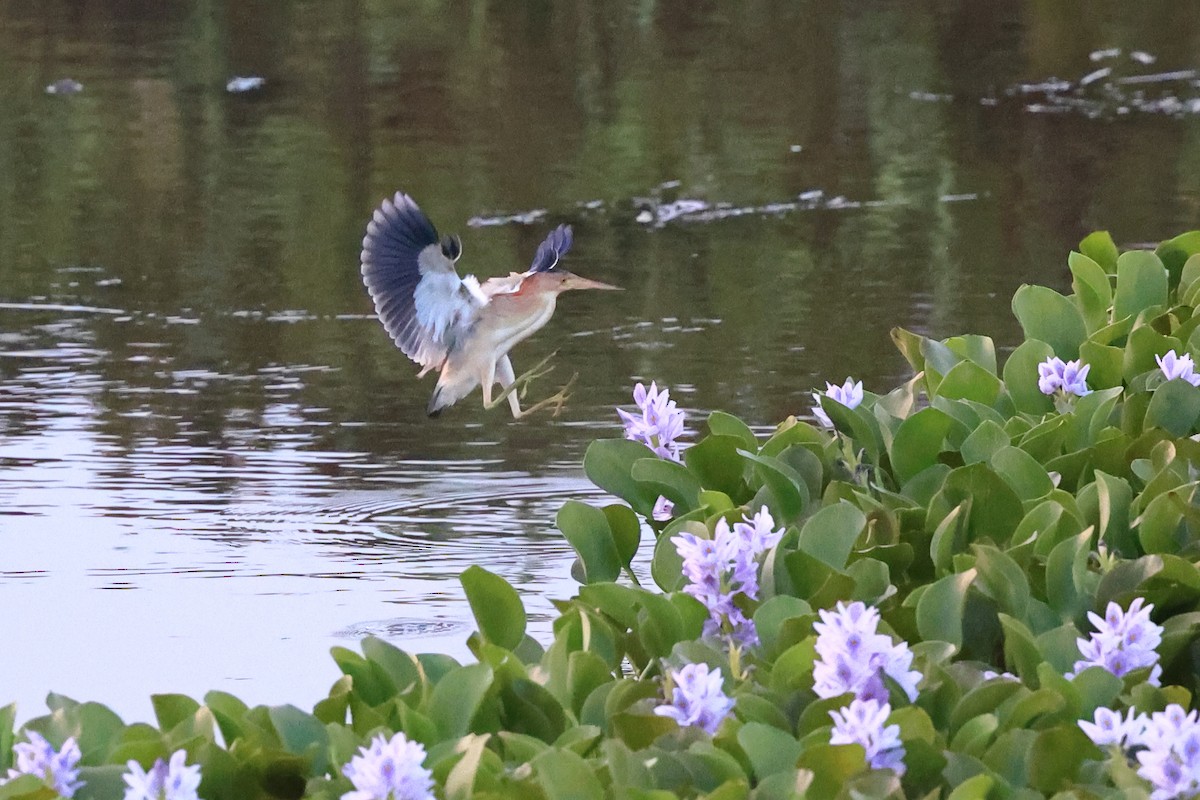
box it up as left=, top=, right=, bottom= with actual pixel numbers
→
left=654, top=663, right=734, bottom=735
left=4, top=732, right=83, bottom=798
left=618, top=382, right=686, bottom=461
left=1037, top=357, right=1091, bottom=397
left=1157, top=350, right=1200, bottom=387
left=671, top=508, right=784, bottom=646
left=1079, top=707, right=1143, bottom=748
left=341, top=732, right=434, bottom=800
left=1069, top=598, right=1163, bottom=685
left=123, top=750, right=201, bottom=800
left=813, top=602, right=922, bottom=703
left=812, top=378, right=864, bottom=427
left=829, top=698, right=906, bottom=774
left=652, top=496, right=675, bottom=522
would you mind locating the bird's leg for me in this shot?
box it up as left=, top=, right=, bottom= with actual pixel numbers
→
left=484, top=353, right=574, bottom=418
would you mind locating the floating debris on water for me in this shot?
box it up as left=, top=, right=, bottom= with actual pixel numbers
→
left=226, top=76, right=266, bottom=93
left=466, top=208, right=547, bottom=227
left=1079, top=67, right=1112, bottom=87
left=1089, top=47, right=1123, bottom=62
left=45, top=79, right=83, bottom=96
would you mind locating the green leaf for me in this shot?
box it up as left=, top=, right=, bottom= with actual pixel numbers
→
left=990, top=446, right=1053, bottom=502
left=736, top=722, right=802, bottom=780
left=1029, top=725, right=1095, bottom=793
left=1002, top=339, right=1055, bottom=415
left=583, top=439, right=658, bottom=516
left=797, top=502, right=867, bottom=571
left=937, top=359, right=1002, bottom=404
left=429, top=663, right=494, bottom=739
left=1145, top=379, right=1200, bottom=437
left=890, top=408, right=956, bottom=484
left=1155, top=230, right=1200, bottom=287
left=557, top=501, right=622, bottom=585
left=1046, top=529, right=1093, bottom=621
left=461, top=565, right=526, bottom=649
left=795, top=744, right=868, bottom=798
left=1069, top=251, right=1113, bottom=332
left=1114, top=250, right=1169, bottom=321
left=150, top=695, right=200, bottom=734
left=973, top=546, right=1029, bottom=618
left=602, top=504, right=642, bottom=571
left=961, top=420, right=1009, bottom=465
left=916, top=569, right=977, bottom=647
left=685, top=435, right=748, bottom=498
left=532, top=748, right=604, bottom=800
left=268, top=705, right=329, bottom=772
left=1080, top=231, right=1119, bottom=273
left=707, top=411, right=759, bottom=452
left=445, top=733, right=492, bottom=800
left=1012, top=285, right=1087, bottom=360
left=738, top=450, right=808, bottom=523
left=631, top=458, right=702, bottom=513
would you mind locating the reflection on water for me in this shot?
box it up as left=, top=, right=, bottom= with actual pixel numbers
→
left=0, top=0, right=1198, bottom=719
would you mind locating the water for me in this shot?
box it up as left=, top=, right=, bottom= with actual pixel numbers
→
left=1, top=0, right=1198, bottom=721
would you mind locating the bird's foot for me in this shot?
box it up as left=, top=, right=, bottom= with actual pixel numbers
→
left=483, top=352, right=564, bottom=415
left=514, top=372, right=577, bottom=419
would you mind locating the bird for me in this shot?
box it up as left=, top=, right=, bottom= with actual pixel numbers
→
left=360, top=191, right=621, bottom=418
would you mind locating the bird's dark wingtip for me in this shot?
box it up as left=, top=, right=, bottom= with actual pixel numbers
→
left=529, top=223, right=575, bottom=273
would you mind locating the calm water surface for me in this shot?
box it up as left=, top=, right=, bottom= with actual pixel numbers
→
left=2, top=1, right=1199, bottom=720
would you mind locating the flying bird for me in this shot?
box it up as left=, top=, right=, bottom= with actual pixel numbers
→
left=361, top=191, right=620, bottom=418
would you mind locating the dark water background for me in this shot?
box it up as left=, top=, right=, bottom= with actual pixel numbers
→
left=2, top=0, right=1199, bottom=720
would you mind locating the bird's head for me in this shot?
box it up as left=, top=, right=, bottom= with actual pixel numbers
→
left=530, top=270, right=622, bottom=295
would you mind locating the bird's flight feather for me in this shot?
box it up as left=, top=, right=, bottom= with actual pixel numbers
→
left=360, top=192, right=482, bottom=374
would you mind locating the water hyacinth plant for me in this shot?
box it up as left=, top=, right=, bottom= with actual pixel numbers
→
left=811, top=377, right=863, bottom=427
left=341, top=733, right=434, bottom=800
left=7, top=230, right=1200, bottom=799
left=653, top=662, right=735, bottom=735
left=122, top=751, right=201, bottom=800
left=4, top=733, right=82, bottom=798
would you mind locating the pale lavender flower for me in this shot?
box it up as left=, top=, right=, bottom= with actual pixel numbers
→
left=1079, top=707, right=1143, bottom=748
left=813, top=602, right=922, bottom=703
left=1135, top=706, right=1200, bottom=800
left=812, top=378, right=864, bottom=428
left=341, top=732, right=434, bottom=800
left=618, top=382, right=686, bottom=461
left=652, top=496, right=675, bottom=522
left=123, top=751, right=201, bottom=800
left=1038, top=356, right=1092, bottom=397
left=671, top=508, right=783, bottom=646
left=4, top=732, right=83, bottom=797
left=1069, top=598, right=1163, bottom=685
left=654, top=663, right=734, bottom=734
left=829, top=698, right=906, bottom=774
left=1157, top=350, right=1200, bottom=387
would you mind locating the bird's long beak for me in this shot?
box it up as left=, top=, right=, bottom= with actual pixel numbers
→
left=562, top=273, right=622, bottom=291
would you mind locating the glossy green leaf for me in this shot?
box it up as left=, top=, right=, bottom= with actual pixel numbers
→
left=891, top=407, right=955, bottom=484
left=796, top=502, right=866, bottom=570
left=429, top=663, right=494, bottom=739
left=916, top=569, right=976, bottom=647
left=1080, top=231, right=1119, bottom=273
left=1002, top=339, right=1055, bottom=414
left=1012, top=285, right=1086, bottom=360
left=583, top=439, right=658, bottom=517
left=1114, top=250, right=1169, bottom=321
left=462, top=565, right=526, bottom=649
left=557, top=501, right=622, bottom=585
left=736, top=722, right=801, bottom=780
left=685, top=435, right=748, bottom=498
left=1145, top=378, right=1200, bottom=436
left=706, top=411, right=759, bottom=452
left=631, top=458, right=702, bottom=513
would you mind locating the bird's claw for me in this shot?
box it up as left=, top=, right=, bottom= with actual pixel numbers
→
left=516, top=372, right=577, bottom=418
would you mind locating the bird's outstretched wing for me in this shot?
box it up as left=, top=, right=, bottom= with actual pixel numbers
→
left=361, top=192, right=482, bottom=375
left=528, top=224, right=573, bottom=272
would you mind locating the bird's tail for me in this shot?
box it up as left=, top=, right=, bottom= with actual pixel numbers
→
left=426, top=371, right=477, bottom=417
